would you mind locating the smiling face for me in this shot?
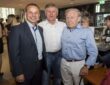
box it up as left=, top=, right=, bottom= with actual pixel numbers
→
left=25, top=5, right=40, bottom=25
left=45, top=6, right=58, bottom=24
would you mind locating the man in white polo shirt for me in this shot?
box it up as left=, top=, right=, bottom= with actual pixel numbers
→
left=39, top=3, right=66, bottom=85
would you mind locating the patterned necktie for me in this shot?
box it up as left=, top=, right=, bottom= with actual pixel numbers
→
left=33, top=26, right=37, bottom=44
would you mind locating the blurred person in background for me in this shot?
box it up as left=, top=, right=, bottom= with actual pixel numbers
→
left=5, top=14, right=20, bottom=37
left=0, top=23, right=4, bottom=80
left=11, top=16, right=20, bottom=26
left=99, top=15, right=110, bottom=68
left=0, top=18, right=5, bottom=37
left=5, top=14, right=20, bottom=44
left=5, top=14, right=16, bottom=33
left=102, top=15, right=110, bottom=43
left=81, top=16, right=95, bottom=35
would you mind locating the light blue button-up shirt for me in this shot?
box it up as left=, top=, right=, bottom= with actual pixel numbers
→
left=61, top=24, right=98, bottom=66
left=27, top=21, right=43, bottom=60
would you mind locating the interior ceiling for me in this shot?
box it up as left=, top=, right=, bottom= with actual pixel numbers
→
left=0, top=0, right=106, bottom=9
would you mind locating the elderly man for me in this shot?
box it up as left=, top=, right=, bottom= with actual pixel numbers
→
left=61, top=8, right=98, bottom=85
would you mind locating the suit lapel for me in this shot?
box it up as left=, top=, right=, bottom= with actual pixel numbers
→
left=38, top=26, right=43, bottom=42
left=38, top=26, right=46, bottom=53
left=23, top=22, right=37, bottom=48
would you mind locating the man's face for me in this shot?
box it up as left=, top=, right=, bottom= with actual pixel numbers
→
left=66, top=11, right=80, bottom=28
left=45, top=7, right=58, bottom=22
left=25, top=5, right=40, bottom=25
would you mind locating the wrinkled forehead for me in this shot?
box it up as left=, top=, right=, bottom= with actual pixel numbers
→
left=65, top=9, right=81, bottom=17
left=66, top=11, right=79, bottom=18
left=26, top=6, right=39, bottom=11
left=45, top=6, right=58, bottom=12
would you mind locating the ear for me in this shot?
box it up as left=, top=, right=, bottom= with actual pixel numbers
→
left=23, top=13, right=27, bottom=21
left=78, top=16, right=81, bottom=22
left=38, top=14, right=40, bottom=21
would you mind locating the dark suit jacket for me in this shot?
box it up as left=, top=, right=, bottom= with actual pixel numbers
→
left=8, top=21, right=46, bottom=79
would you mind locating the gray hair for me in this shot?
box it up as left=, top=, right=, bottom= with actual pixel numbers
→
left=45, top=3, right=58, bottom=13
left=65, top=8, right=81, bottom=17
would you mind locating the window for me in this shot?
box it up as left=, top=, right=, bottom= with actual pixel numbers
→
left=95, top=4, right=100, bottom=13
left=0, top=7, right=15, bottom=21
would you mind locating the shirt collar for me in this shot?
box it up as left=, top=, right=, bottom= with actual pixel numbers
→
left=46, top=19, right=58, bottom=25
left=67, top=23, right=82, bottom=31
left=26, top=20, right=37, bottom=30
left=26, top=21, right=35, bottom=28
left=77, top=23, right=82, bottom=29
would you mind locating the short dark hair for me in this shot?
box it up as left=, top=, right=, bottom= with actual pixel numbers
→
left=8, top=14, right=15, bottom=18
left=25, top=3, right=40, bottom=12
left=45, top=3, right=57, bottom=9
left=105, top=15, right=110, bottom=21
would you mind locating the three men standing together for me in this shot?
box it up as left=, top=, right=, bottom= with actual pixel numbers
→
left=8, top=3, right=98, bottom=85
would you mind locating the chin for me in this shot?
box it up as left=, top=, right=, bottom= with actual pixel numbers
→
left=31, top=20, right=37, bottom=23
left=68, top=26, right=74, bottom=28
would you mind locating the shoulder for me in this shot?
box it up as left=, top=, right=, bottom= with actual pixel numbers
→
left=83, top=29, right=94, bottom=38
left=82, top=28, right=93, bottom=34
left=57, top=21, right=66, bottom=31
left=86, top=28, right=93, bottom=32
left=38, top=20, right=47, bottom=26
left=77, top=25, right=93, bottom=35
left=10, top=23, right=25, bottom=33
left=38, top=26, right=43, bottom=31
left=9, top=27, right=20, bottom=36
left=57, top=21, right=66, bottom=26
left=78, top=25, right=91, bottom=32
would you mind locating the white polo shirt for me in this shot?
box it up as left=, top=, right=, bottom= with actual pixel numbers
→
left=39, top=19, right=66, bottom=52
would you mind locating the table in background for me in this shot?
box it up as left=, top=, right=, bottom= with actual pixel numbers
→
left=84, top=67, right=107, bottom=85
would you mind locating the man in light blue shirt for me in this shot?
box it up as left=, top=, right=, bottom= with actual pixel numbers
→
left=27, top=21, right=43, bottom=60
left=61, top=8, right=98, bottom=85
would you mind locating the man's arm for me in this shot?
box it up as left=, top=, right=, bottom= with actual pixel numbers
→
left=8, top=26, right=23, bottom=77
left=80, top=29, right=98, bottom=76
left=85, top=29, right=98, bottom=67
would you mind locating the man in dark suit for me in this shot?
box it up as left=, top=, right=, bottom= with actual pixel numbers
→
left=8, top=3, right=46, bottom=85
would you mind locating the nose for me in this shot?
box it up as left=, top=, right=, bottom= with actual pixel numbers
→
left=32, top=13, right=36, bottom=17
